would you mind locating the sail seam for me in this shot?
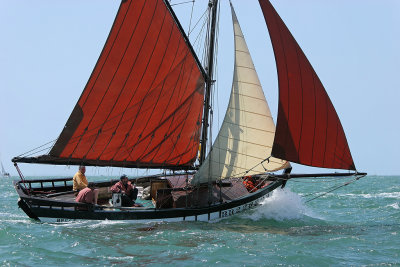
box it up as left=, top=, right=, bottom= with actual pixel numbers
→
left=68, top=0, right=153, bottom=159
left=323, top=88, right=329, bottom=166
left=208, top=158, right=285, bottom=172
left=311, top=72, right=317, bottom=166
left=56, top=0, right=205, bottom=168
left=146, top=58, right=199, bottom=164
left=79, top=0, right=135, bottom=107
left=122, top=55, right=185, bottom=162
left=101, top=1, right=163, bottom=162
left=90, top=1, right=167, bottom=161
left=234, top=37, right=246, bottom=44
left=230, top=92, right=268, bottom=102
left=124, top=65, right=199, bottom=163
left=236, top=65, right=256, bottom=71
left=208, top=159, right=284, bottom=170
left=267, top=0, right=292, bottom=161
left=65, top=0, right=141, bottom=158
left=234, top=80, right=262, bottom=87
left=278, top=4, right=292, bottom=162
left=295, top=41, right=305, bottom=162
left=225, top=107, right=274, bottom=119
left=235, top=49, right=250, bottom=55
left=122, top=7, right=184, bottom=163
left=220, top=120, right=275, bottom=133
left=216, top=135, right=273, bottom=148
left=118, top=35, right=186, bottom=163
left=208, top=149, right=267, bottom=161
left=97, top=1, right=173, bottom=161
left=111, top=0, right=168, bottom=162
left=333, top=119, right=339, bottom=168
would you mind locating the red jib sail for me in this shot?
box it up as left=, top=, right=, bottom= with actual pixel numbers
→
left=259, top=0, right=356, bottom=170
left=47, top=0, right=206, bottom=169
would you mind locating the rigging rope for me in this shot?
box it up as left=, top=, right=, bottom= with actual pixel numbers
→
left=187, top=0, right=195, bottom=36
left=170, top=0, right=194, bottom=7
left=188, top=9, right=208, bottom=36
left=304, top=173, right=367, bottom=203
left=16, top=139, right=57, bottom=158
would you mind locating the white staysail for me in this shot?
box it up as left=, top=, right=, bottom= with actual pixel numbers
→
left=193, top=4, right=289, bottom=184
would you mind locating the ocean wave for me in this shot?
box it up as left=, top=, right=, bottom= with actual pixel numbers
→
left=1, top=219, right=31, bottom=224
left=100, top=256, right=135, bottom=261
left=386, top=203, right=400, bottom=209
left=339, top=192, right=400, bottom=199
left=87, top=219, right=129, bottom=228
left=1, top=191, right=18, bottom=198
left=0, top=212, right=22, bottom=218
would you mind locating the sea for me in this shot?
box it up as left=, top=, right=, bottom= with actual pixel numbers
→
left=0, top=175, right=399, bottom=266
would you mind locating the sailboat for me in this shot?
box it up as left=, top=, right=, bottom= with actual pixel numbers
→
left=12, top=0, right=365, bottom=222
left=1, top=161, right=10, bottom=177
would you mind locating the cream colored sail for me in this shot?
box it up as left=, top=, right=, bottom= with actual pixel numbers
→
left=192, top=5, right=289, bottom=184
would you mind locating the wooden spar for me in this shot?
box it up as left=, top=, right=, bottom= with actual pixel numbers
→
left=12, top=156, right=197, bottom=170
left=199, top=0, right=219, bottom=165
left=270, top=172, right=367, bottom=180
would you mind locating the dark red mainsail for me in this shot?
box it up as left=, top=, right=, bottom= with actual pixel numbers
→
left=259, top=0, right=355, bottom=170
left=45, top=0, right=206, bottom=169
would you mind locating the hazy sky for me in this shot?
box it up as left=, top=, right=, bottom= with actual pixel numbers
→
left=1, top=0, right=399, bottom=177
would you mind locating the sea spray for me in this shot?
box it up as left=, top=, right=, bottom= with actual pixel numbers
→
left=246, top=188, right=313, bottom=221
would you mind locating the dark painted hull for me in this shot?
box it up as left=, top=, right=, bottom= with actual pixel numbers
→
left=14, top=179, right=283, bottom=222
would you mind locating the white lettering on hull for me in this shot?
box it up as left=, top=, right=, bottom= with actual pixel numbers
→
left=220, top=193, right=270, bottom=218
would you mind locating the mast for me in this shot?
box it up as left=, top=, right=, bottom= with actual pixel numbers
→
left=192, top=2, right=289, bottom=185
left=199, top=0, right=219, bottom=165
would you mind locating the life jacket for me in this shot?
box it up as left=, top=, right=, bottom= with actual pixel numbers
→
left=243, top=176, right=257, bottom=192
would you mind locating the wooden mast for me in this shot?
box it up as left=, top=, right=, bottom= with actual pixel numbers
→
left=199, top=0, right=219, bottom=165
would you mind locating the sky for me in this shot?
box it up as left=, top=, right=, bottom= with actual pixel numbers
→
left=1, top=0, right=399, bottom=177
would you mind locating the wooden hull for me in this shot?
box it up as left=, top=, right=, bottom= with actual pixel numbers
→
left=14, top=177, right=283, bottom=223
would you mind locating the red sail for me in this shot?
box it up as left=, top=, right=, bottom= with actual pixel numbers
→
left=259, top=0, right=355, bottom=170
left=48, top=0, right=206, bottom=169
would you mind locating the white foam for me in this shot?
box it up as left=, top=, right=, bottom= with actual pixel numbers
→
left=387, top=203, right=399, bottom=209
left=340, top=192, right=400, bottom=199
left=104, top=256, right=135, bottom=261
left=245, top=188, right=315, bottom=221
left=87, top=219, right=128, bottom=228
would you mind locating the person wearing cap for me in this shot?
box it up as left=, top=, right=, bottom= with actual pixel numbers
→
left=110, top=175, right=139, bottom=207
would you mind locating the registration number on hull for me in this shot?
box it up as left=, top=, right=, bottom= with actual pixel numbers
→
left=220, top=193, right=270, bottom=218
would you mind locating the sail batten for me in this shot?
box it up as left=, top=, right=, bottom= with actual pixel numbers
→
left=259, top=0, right=356, bottom=171
left=43, top=0, right=206, bottom=169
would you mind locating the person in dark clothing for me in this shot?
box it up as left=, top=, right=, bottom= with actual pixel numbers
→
left=110, top=175, right=139, bottom=207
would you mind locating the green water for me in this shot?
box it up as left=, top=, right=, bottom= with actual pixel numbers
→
left=1, top=175, right=399, bottom=266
